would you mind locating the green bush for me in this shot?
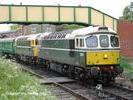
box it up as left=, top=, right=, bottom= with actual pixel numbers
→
left=120, top=57, right=133, bottom=73
left=63, top=24, right=85, bottom=30
left=0, top=58, right=56, bottom=100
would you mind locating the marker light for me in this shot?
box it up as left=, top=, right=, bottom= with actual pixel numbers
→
left=110, top=66, right=114, bottom=70
left=103, top=54, right=108, bottom=59
left=97, top=67, right=100, bottom=70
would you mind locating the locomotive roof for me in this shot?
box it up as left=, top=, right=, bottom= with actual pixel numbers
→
left=43, top=26, right=117, bottom=40
left=15, top=34, right=41, bottom=40
left=43, top=30, right=73, bottom=39
left=15, top=32, right=50, bottom=41
left=0, top=38, right=14, bottom=41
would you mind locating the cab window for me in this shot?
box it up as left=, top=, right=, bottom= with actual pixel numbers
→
left=100, top=35, right=109, bottom=47
left=86, top=36, right=98, bottom=47
left=76, top=38, right=79, bottom=47
left=110, top=36, right=119, bottom=47
left=31, top=40, right=34, bottom=46
left=35, top=39, right=38, bottom=45
left=80, top=39, right=84, bottom=47
left=76, top=38, right=84, bottom=48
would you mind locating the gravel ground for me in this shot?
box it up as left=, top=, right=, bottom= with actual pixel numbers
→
left=116, top=77, right=133, bottom=89
left=115, top=62, right=133, bottom=89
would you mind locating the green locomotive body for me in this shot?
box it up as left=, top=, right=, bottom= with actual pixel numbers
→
left=0, top=38, right=15, bottom=56
left=39, top=39, right=80, bottom=66
left=14, top=34, right=42, bottom=62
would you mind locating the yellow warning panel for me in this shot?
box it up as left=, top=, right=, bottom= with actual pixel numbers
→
left=86, top=51, right=119, bottom=65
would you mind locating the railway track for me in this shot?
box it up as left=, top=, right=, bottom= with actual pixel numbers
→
left=17, top=61, right=133, bottom=100
left=97, top=83, right=133, bottom=100
left=20, top=63, right=98, bottom=100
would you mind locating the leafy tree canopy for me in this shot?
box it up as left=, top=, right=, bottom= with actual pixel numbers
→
left=121, top=2, right=133, bottom=20
left=10, top=24, right=22, bottom=31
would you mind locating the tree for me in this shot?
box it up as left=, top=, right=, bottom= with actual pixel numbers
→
left=10, top=24, right=22, bottom=31
left=121, top=2, right=133, bottom=20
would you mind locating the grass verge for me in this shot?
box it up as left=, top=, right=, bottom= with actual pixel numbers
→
left=0, top=58, right=56, bottom=100
left=120, top=57, right=133, bottom=79
left=120, top=57, right=133, bottom=73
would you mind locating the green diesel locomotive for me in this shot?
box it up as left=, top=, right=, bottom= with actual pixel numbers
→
left=39, top=26, right=123, bottom=84
left=0, top=26, right=123, bottom=84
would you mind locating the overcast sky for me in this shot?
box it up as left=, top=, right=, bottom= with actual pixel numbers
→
left=0, top=0, right=132, bottom=31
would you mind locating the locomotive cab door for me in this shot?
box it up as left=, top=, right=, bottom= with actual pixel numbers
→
left=69, top=39, right=75, bottom=57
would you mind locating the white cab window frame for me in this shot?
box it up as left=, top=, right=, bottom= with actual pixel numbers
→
left=75, top=36, right=85, bottom=49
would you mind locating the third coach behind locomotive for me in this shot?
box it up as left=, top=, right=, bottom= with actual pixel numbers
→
left=38, top=26, right=123, bottom=84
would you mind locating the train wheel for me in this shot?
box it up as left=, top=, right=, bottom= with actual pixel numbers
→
left=69, top=66, right=75, bottom=79
left=79, top=72, right=85, bottom=80
left=62, top=65, right=69, bottom=76
left=88, top=78, right=97, bottom=86
left=75, top=67, right=85, bottom=82
left=46, top=61, right=50, bottom=71
left=101, top=73, right=112, bottom=85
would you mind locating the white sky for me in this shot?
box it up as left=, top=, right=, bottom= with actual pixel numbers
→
left=0, top=0, right=132, bottom=32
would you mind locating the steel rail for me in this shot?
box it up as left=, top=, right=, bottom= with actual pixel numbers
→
left=21, top=64, right=91, bottom=100
left=100, top=83, right=133, bottom=100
